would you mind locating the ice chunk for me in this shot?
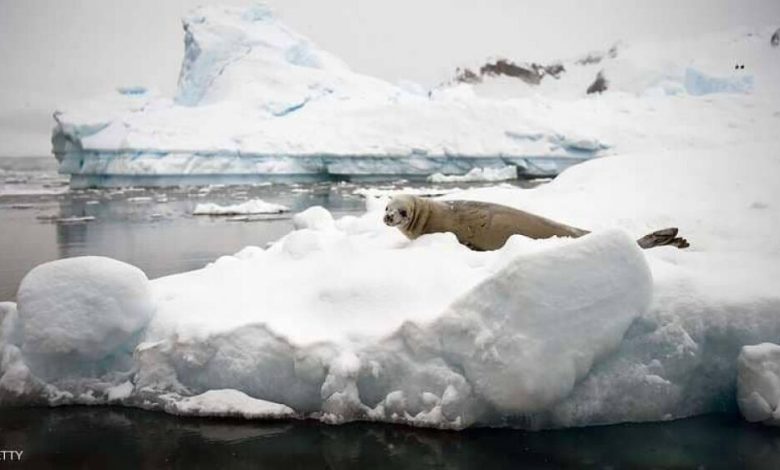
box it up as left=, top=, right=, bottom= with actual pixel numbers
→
left=165, top=389, right=295, bottom=419
left=353, top=186, right=464, bottom=198
left=16, top=257, right=153, bottom=379
left=193, top=199, right=289, bottom=215
left=427, top=166, right=517, bottom=183
left=738, top=343, right=780, bottom=426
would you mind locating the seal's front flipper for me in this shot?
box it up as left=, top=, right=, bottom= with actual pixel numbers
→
left=637, top=227, right=690, bottom=249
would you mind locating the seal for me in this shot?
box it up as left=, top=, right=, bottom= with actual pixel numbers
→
left=384, top=195, right=689, bottom=251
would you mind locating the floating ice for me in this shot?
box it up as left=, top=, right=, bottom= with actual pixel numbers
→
left=50, top=4, right=609, bottom=187
left=193, top=199, right=289, bottom=215
left=0, top=225, right=652, bottom=428
left=738, top=343, right=780, bottom=426
left=427, top=166, right=517, bottom=183
left=164, top=389, right=296, bottom=420
left=352, top=186, right=464, bottom=199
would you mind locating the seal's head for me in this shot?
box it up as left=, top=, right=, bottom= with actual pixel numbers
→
left=384, top=195, right=415, bottom=227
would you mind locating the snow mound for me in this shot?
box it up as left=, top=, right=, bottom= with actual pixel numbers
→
left=193, top=199, right=289, bottom=215
left=427, top=166, right=517, bottom=183
left=738, top=343, right=780, bottom=426
left=16, top=257, right=153, bottom=368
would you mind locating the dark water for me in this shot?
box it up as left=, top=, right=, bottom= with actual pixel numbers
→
left=1, top=407, right=779, bottom=469
left=3, top=157, right=780, bottom=469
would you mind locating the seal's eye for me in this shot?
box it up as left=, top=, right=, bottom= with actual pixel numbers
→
left=399, top=210, right=407, bottom=218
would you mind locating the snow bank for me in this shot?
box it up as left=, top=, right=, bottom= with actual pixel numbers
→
left=737, top=344, right=780, bottom=426
left=193, top=199, right=289, bottom=215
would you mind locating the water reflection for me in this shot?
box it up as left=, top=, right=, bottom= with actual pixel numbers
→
left=1, top=407, right=779, bottom=469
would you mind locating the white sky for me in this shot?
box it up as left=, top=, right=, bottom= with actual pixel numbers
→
left=0, top=0, right=778, bottom=156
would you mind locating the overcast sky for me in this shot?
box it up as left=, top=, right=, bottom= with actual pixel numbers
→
left=1, top=0, right=778, bottom=156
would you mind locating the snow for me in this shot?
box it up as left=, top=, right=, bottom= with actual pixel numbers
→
left=427, top=166, right=517, bottom=183
left=738, top=343, right=780, bottom=426
left=142, top=227, right=648, bottom=427
left=193, top=199, right=289, bottom=215
left=15, top=257, right=154, bottom=379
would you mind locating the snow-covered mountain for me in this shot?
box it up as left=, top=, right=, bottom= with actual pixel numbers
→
left=51, top=3, right=779, bottom=187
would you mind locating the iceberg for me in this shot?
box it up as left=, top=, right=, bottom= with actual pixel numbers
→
left=51, top=4, right=613, bottom=188
left=0, top=227, right=651, bottom=428
left=192, top=199, right=289, bottom=215
left=427, top=166, right=518, bottom=183
left=50, top=6, right=780, bottom=188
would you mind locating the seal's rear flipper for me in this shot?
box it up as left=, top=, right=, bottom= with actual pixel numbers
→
left=637, top=227, right=690, bottom=249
